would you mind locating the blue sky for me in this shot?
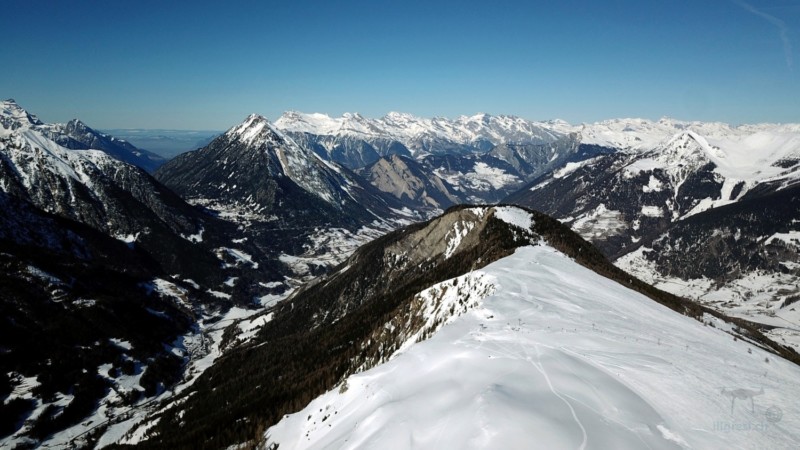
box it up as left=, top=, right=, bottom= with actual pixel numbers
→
left=2, top=0, right=798, bottom=129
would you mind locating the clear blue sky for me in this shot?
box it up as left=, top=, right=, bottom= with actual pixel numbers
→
left=2, top=0, right=798, bottom=129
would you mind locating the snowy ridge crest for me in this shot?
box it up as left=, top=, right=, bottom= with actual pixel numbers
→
left=275, top=110, right=565, bottom=154
left=352, top=271, right=496, bottom=375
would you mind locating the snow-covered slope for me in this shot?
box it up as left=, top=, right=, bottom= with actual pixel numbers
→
left=623, top=129, right=800, bottom=216
left=277, top=112, right=800, bottom=165
left=124, top=205, right=798, bottom=449
left=40, top=119, right=166, bottom=172
left=267, top=245, right=800, bottom=450
left=615, top=185, right=800, bottom=350
left=574, top=118, right=800, bottom=215
left=508, top=119, right=800, bottom=247
left=577, top=117, right=800, bottom=154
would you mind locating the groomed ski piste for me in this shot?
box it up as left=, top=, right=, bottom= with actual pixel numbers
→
left=267, top=244, right=800, bottom=449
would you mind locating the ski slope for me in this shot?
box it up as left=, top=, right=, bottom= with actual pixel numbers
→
left=267, top=245, right=800, bottom=449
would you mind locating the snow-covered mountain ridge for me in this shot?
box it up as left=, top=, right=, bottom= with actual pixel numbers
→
left=267, top=244, right=800, bottom=450
left=275, top=110, right=800, bottom=160
left=277, top=111, right=800, bottom=212
left=507, top=120, right=800, bottom=353
left=275, top=111, right=565, bottom=155
left=128, top=205, right=798, bottom=449
left=1, top=99, right=165, bottom=171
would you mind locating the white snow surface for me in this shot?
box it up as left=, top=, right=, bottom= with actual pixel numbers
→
left=553, top=157, right=600, bottom=179
left=493, top=205, right=534, bottom=230
left=267, top=245, right=800, bottom=449
left=216, top=247, right=259, bottom=269
left=641, top=205, right=664, bottom=217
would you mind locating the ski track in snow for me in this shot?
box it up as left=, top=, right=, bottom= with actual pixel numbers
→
left=531, top=343, right=588, bottom=450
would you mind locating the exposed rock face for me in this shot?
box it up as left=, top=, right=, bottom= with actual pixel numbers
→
left=285, top=131, right=413, bottom=169
left=358, top=154, right=460, bottom=211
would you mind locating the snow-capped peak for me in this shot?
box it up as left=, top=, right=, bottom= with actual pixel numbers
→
left=342, top=112, right=364, bottom=120
left=64, top=118, right=90, bottom=130
left=1, top=99, right=43, bottom=134
left=463, top=112, right=491, bottom=123
left=661, top=130, right=724, bottom=162
left=226, top=113, right=272, bottom=142
left=384, top=111, right=416, bottom=122
left=222, top=114, right=360, bottom=205
left=275, top=111, right=343, bottom=135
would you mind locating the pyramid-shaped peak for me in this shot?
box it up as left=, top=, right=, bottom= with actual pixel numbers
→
left=65, top=118, right=91, bottom=131
left=660, top=130, right=726, bottom=162
left=226, top=114, right=281, bottom=143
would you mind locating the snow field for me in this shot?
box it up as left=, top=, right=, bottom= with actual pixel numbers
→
left=267, top=245, right=800, bottom=450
